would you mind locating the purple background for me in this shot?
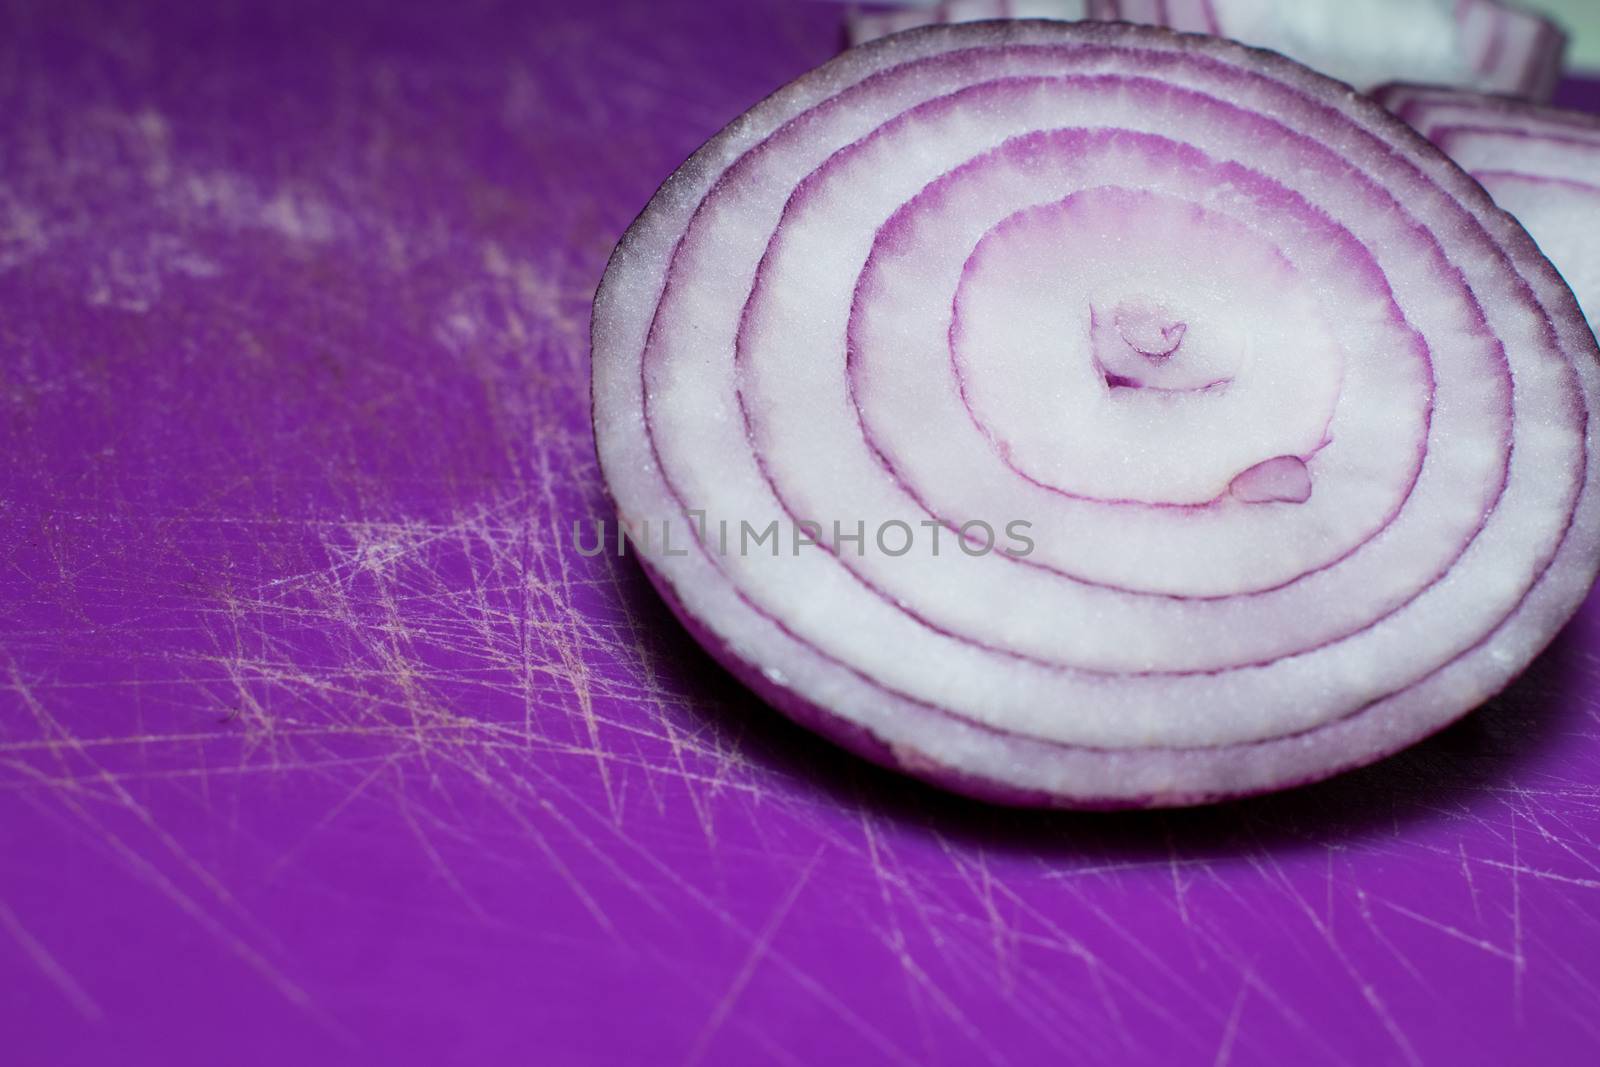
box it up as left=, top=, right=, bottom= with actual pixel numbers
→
left=3, top=2, right=1599, bottom=1063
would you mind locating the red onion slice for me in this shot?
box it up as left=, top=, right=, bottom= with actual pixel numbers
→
left=591, top=22, right=1600, bottom=807
left=845, top=0, right=1567, bottom=99
left=1378, top=84, right=1600, bottom=333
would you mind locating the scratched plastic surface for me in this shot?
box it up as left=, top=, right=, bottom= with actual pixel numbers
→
left=4, top=2, right=1600, bottom=1064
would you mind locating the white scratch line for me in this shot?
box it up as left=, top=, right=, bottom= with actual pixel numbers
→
left=684, top=848, right=823, bottom=1067
left=1213, top=976, right=1249, bottom=1067
left=0, top=896, right=103, bottom=1022
left=1375, top=899, right=1514, bottom=962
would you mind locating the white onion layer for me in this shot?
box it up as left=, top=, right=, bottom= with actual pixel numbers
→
left=592, top=23, right=1600, bottom=806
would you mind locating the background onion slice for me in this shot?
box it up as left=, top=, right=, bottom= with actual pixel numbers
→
left=591, top=21, right=1600, bottom=807
left=1378, top=83, right=1600, bottom=332
left=844, top=0, right=1567, bottom=98
left=848, top=2, right=1098, bottom=50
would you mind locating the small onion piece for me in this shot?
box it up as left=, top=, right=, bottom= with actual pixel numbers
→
left=591, top=21, right=1600, bottom=807
left=1377, top=83, right=1600, bottom=333
left=845, top=0, right=1567, bottom=99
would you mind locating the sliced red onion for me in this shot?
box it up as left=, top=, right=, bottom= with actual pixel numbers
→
left=1377, top=83, right=1600, bottom=333
left=845, top=0, right=1566, bottom=99
left=591, top=21, right=1600, bottom=807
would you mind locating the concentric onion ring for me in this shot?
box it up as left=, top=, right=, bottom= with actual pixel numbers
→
left=591, top=21, right=1600, bottom=807
left=846, top=0, right=1567, bottom=99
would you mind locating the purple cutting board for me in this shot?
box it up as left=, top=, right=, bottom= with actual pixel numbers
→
left=3, top=2, right=1599, bottom=1064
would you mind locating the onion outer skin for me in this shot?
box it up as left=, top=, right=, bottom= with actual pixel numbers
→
left=592, top=21, right=1600, bottom=808
left=845, top=0, right=1566, bottom=99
